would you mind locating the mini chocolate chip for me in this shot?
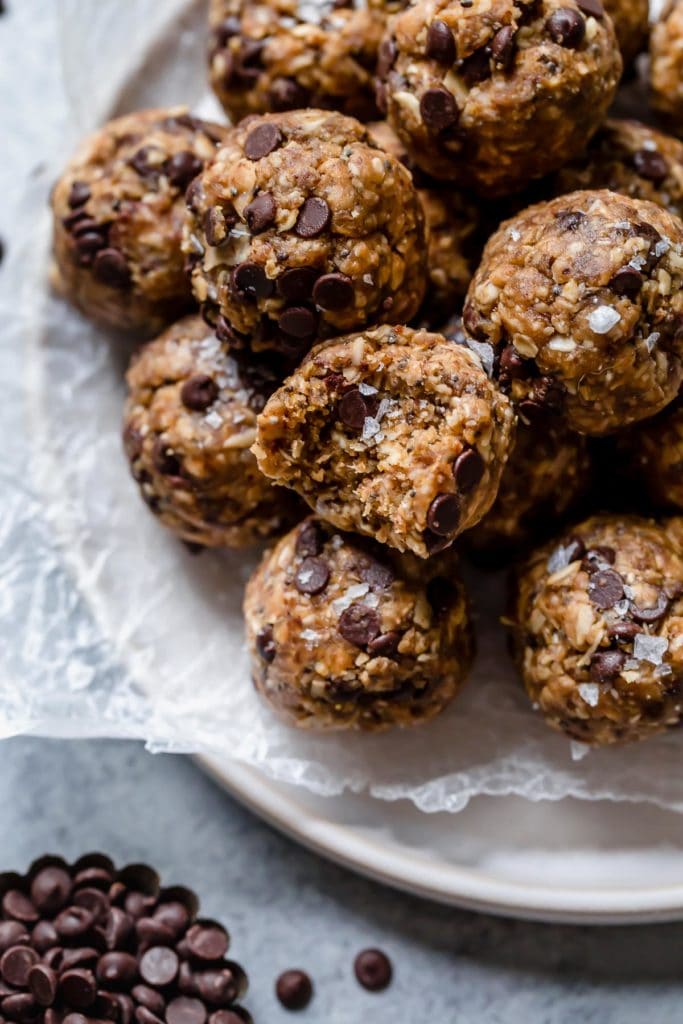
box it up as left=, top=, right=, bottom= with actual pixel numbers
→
left=633, top=149, right=668, bottom=183
left=546, top=7, right=585, bottom=46
left=153, top=441, right=181, bottom=477
left=244, top=192, right=276, bottom=233
left=208, top=1015, right=243, bottom=1024
left=356, top=556, right=394, bottom=590
left=232, top=262, right=274, bottom=300
left=295, top=197, right=331, bottom=238
left=166, top=998, right=207, bottom=1024
left=93, top=249, right=131, bottom=289
left=294, top=557, right=330, bottom=596
left=498, top=344, right=529, bottom=382
left=588, top=569, right=624, bottom=610
left=295, top=520, right=323, bottom=558
left=164, top=152, right=203, bottom=189
left=213, top=16, right=240, bottom=47
left=582, top=545, right=616, bottom=571
left=185, top=925, right=228, bottom=963
left=140, top=948, right=178, bottom=988
left=576, top=0, right=603, bottom=15
left=338, top=388, right=368, bottom=431
left=28, top=965, right=58, bottom=1007
left=589, top=649, right=625, bottom=683
left=609, top=621, right=641, bottom=642
left=312, top=272, right=354, bottom=311
left=244, top=123, right=283, bottom=161
left=377, top=37, right=397, bottom=78
left=461, top=47, right=491, bottom=86
left=338, top=604, right=381, bottom=648
left=354, top=949, right=392, bottom=992
left=420, top=87, right=459, bottom=134
left=426, top=576, right=455, bottom=616
left=61, top=948, right=99, bottom=972
left=31, top=867, right=72, bottom=914
left=204, top=208, right=227, bottom=247
left=423, top=529, right=454, bottom=555
left=556, top=210, right=584, bottom=231
left=278, top=306, right=317, bottom=340
left=426, top=494, right=460, bottom=537
left=3, top=892, right=38, bottom=924
left=426, top=20, right=456, bottom=63
left=180, top=375, right=219, bottom=412
left=277, top=267, right=319, bottom=301
left=630, top=591, right=670, bottom=624
left=60, top=969, right=97, bottom=1010
left=136, top=918, right=175, bottom=951
left=1, top=947, right=39, bottom=987
left=68, top=181, right=91, bottom=209
left=97, top=952, right=139, bottom=987
left=256, top=625, right=276, bottom=663
left=490, top=25, right=517, bottom=67
left=367, top=631, right=401, bottom=659
left=136, top=1007, right=165, bottom=1024
left=269, top=77, right=310, bottom=110
left=453, top=448, right=484, bottom=492
left=275, top=970, right=312, bottom=1011
left=75, top=231, right=107, bottom=263
left=610, top=266, right=643, bottom=299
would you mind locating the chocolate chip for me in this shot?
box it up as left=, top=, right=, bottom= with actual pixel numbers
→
left=244, top=192, right=276, bottom=233
left=277, top=306, right=317, bottom=340
left=256, top=625, right=276, bottom=663
left=589, top=649, right=625, bottom=683
left=367, top=631, right=401, bottom=659
left=204, top=208, right=227, bottom=247
left=295, top=197, right=331, bottom=238
left=294, top=557, right=330, bottom=596
left=74, top=887, right=109, bottom=922
left=490, top=25, right=517, bottom=68
left=377, top=37, right=397, bottom=78
left=461, top=47, right=491, bottom=86
left=555, top=210, right=585, bottom=231
left=609, top=621, right=641, bottom=642
left=185, top=925, right=228, bottom=963
left=1, top=947, right=39, bottom=987
left=2, top=893, right=38, bottom=924
left=31, top=920, right=58, bottom=953
left=132, top=986, right=166, bottom=1016
left=269, top=78, right=310, bottom=111
left=164, top=152, right=203, bottom=190
left=55, top=906, right=94, bottom=940
left=426, top=576, right=455, bottom=617
left=0, top=923, right=28, bottom=952
left=140, top=948, right=179, bottom=988
left=610, top=266, right=643, bottom=299
left=2, top=993, right=38, bottom=1021
left=232, top=262, right=274, bottom=300
left=275, top=970, right=312, bottom=1011
left=426, top=494, right=460, bottom=537
left=244, top=123, right=283, bottom=161
left=588, top=569, right=624, bottom=610
left=426, top=20, right=456, bottom=63
left=68, top=181, right=91, bottom=209
left=93, top=249, right=131, bottom=289
left=136, top=1006, right=165, bottom=1024
left=356, top=555, right=394, bottom=590
left=498, top=344, right=528, bottom=383
left=213, top=16, right=240, bottom=47
left=338, top=387, right=368, bottom=431
left=576, top=0, right=603, bottom=15
left=546, top=8, right=585, bottom=47
left=633, top=149, right=668, bottom=183
left=97, top=952, right=139, bottom=987
left=453, top=448, right=484, bottom=493
left=423, top=529, right=454, bottom=555
left=104, top=909, right=134, bottom=951
left=136, top=917, right=175, bottom=951
left=194, top=968, right=237, bottom=1006
left=30, top=867, right=72, bottom=914
left=153, top=442, right=181, bottom=477
left=353, top=949, right=392, bottom=992
left=166, top=997, right=207, bottom=1024
left=630, top=591, right=670, bottom=624
left=277, top=267, right=319, bottom=301
left=60, top=969, right=97, bottom=1009
left=338, top=604, right=381, bottom=648
left=295, top=521, right=323, bottom=559
left=312, top=272, right=354, bottom=311
left=28, top=964, right=57, bottom=1007
left=420, top=87, right=459, bottom=134
left=75, top=231, right=107, bottom=264
left=180, top=375, right=219, bottom=412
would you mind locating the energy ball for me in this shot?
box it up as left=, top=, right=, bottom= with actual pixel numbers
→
left=377, top=0, right=622, bottom=196
left=244, top=517, right=473, bottom=730
left=123, top=315, right=300, bottom=547
left=183, top=110, right=427, bottom=361
left=604, top=0, right=648, bottom=66
left=207, top=0, right=386, bottom=123
left=510, top=515, right=683, bottom=745
left=51, top=108, right=228, bottom=337
left=549, top=119, right=683, bottom=221
left=368, top=120, right=483, bottom=321
left=617, top=395, right=683, bottom=511
left=463, top=189, right=683, bottom=435
left=650, top=0, right=683, bottom=130
left=253, top=324, right=516, bottom=558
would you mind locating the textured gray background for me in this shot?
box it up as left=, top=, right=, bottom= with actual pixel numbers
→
left=1, top=737, right=682, bottom=1024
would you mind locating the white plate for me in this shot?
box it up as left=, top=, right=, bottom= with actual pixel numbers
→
left=201, top=755, right=683, bottom=924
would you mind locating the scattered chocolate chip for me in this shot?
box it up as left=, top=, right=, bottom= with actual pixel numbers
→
left=31, top=867, right=72, bottom=914
left=377, top=37, right=397, bottom=78
left=546, top=8, right=585, bottom=47
left=576, top=0, right=603, bottom=15
left=28, top=964, right=57, bottom=1007
left=295, top=197, right=331, bottom=238
left=256, top=625, right=276, bottom=663
left=244, top=192, right=276, bottom=233
left=588, top=569, right=624, bottom=610
left=180, top=375, right=219, bottom=412
left=295, top=521, right=323, bottom=559
left=68, top=181, right=91, bottom=209
left=294, top=557, right=330, bottom=596
left=93, top=248, right=131, bottom=289
left=166, top=997, right=207, bottom=1024
left=490, top=25, right=517, bottom=68
left=2, top=992, right=38, bottom=1020
left=426, top=20, right=456, bottom=63
left=353, top=949, right=392, bottom=992
left=632, top=148, right=668, bottom=183
left=194, top=967, right=238, bottom=1005
left=609, top=266, right=643, bottom=299
left=461, top=47, right=492, bottom=86
left=269, top=78, right=310, bottom=111
left=420, top=87, right=459, bottom=134
left=426, top=494, right=460, bottom=537
left=423, top=529, right=454, bottom=555
left=589, top=649, right=625, bottom=683
left=452, top=448, right=484, bottom=492
left=54, top=906, right=94, bottom=940
left=337, top=387, right=368, bottom=431
left=338, top=604, right=381, bottom=648
left=104, top=908, right=134, bottom=951
left=312, top=272, right=354, bottom=311
left=75, top=887, right=109, bottom=922
left=498, top=344, right=529, bottom=383
left=136, top=917, right=175, bottom=951
left=244, top=123, right=283, bottom=161
left=232, top=262, right=274, bottom=300
left=630, top=591, right=670, bottom=624
left=277, top=267, right=319, bottom=301
left=278, top=306, right=317, bottom=340
left=275, top=970, right=312, bottom=1011
left=367, top=631, right=401, bottom=659
left=609, top=621, right=641, bottom=642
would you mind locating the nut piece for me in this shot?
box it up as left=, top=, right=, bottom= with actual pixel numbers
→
left=123, top=314, right=301, bottom=548
left=253, top=324, right=515, bottom=558
left=464, top=189, right=683, bottom=435
left=510, top=515, right=683, bottom=745
left=244, top=517, right=473, bottom=730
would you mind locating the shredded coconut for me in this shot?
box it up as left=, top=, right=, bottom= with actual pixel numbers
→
left=588, top=306, right=621, bottom=334
left=633, top=633, right=669, bottom=665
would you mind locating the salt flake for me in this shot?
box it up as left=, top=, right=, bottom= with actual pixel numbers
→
left=570, top=740, right=590, bottom=761
left=332, top=583, right=369, bottom=613
left=588, top=306, right=621, bottom=334
left=205, top=411, right=223, bottom=429
left=358, top=382, right=378, bottom=396
left=466, top=339, right=495, bottom=377
left=578, top=682, right=600, bottom=707
left=362, top=416, right=381, bottom=441
left=300, top=629, right=320, bottom=643
left=633, top=633, right=668, bottom=665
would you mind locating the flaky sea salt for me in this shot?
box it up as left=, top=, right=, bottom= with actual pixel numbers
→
left=646, top=332, right=660, bottom=352
left=362, top=416, right=381, bottom=441
left=547, top=543, right=575, bottom=573
left=358, top=382, right=378, bottom=396
left=655, top=236, right=671, bottom=258
left=300, top=629, right=320, bottom=643
left=570, top=741, right=590, bottom=762
left=204, top=411, right=223, bottom=429
left=466, top=339, right=495, bottom=377
left=633, top=633, right=669, bottom=665
left=629, top=255, right=647, bottom=270
left=588, top=306, right=621, bottom=334
left=332, top=583, right=369, bottom=613
left=578, top=682, right=600, bottom=707
left=509, top=228, right=521, bottom=242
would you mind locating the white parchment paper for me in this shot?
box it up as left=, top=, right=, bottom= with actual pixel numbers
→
left=3, top=0, right=682, bottom=814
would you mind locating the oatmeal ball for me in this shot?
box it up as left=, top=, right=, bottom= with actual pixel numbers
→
left=208, top=0, right=387, bottom=123
left=368, top=120, right=482, bottom=319
left=464, top=190, right=683, bottom=435
left=604, top=0, right=648, bottom=66
left=650, top=1, right=683, bottom=130
left=377, top=0, right=622, bottom=196
left=51, top=108, right=228, bottom=337
left=510, top=515, right=683, bottom=744
left=617, top=395, right=683, bottom=511
left=183, top=110, right=427, bottom=361
left=123, top=315, right=300, bottom=547
left=244, top=516, right=473, bottom=730
left=253, top=324, right=516, bottom=558
left=549, top=120, right=683, bottom=221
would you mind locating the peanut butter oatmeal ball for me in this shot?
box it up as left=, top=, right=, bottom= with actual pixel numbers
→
left=123, top=315, right=300, bottom=547
left=208, top=0, right=387, bottom=123
left=549, top=120, right=683, bottom=220
left=650, top=1, right=683, bottom=130
left=377, top=0, right=622, bottom=196
left=463, top=190, right=683, bottom=435
left=51, top=108, right=229, bottom=337
left=368, top=120, right=482, bottom=320
left=510, top=515, right=683, bottom=744
left=244, top=516, right=473, bottom=729
left=183, top=110, right=427, bottom=361
left=604, top=0, right=648, bottom=66
left=253, top=323, right=516, bottom=558
left=617, top=395, right=683, bottom=511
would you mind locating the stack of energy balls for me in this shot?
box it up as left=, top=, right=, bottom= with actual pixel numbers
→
left=50, top=0, right=683, bottom=747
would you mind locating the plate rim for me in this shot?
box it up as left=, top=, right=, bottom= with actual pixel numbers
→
left=199, top=753, right=683, bottom=926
